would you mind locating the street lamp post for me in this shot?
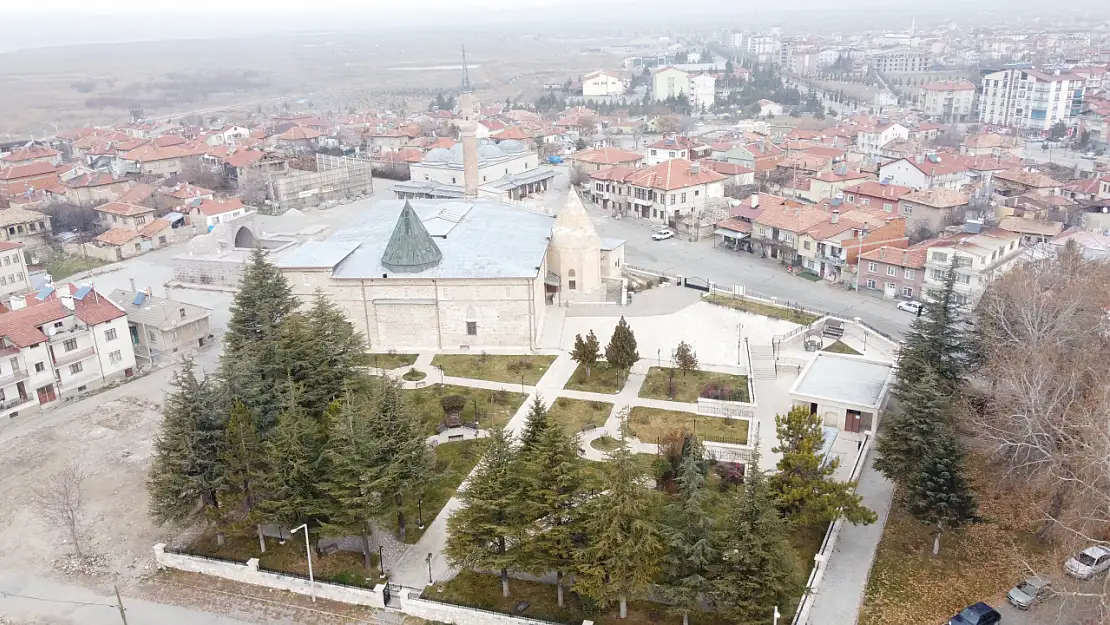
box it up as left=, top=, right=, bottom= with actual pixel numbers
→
left=520, top=374, right=525, bottom=394
left=773, top=605, right=781, bottom=625
left=426, top=553, right=434, bottom=585
left=418, top=496, right=425, bottom=530
left=290, top=523, right=316, bottom=602
left=379, top=545, right=385, bottom=575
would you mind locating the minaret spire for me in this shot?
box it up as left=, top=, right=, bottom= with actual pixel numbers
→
left=461, top=45, right=472, bottom=93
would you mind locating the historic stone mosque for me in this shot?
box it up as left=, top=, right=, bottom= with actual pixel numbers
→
left=273, top=89, right=623, bottom=351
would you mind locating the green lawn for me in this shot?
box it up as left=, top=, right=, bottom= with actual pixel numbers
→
left=547, top=398, right=612, bottom=434
left=190, top=527, right=384, bottom=587
left=590, top=436, right=620, bottom=452
left=403, top=385, right=527, bottom=437
left=427, top=569, right=733, bottom=625
left=431, top=354, right=556, bottom=386
left=402, top=368, right=427, bottom=382
left=360, top=352, right=418, bottom=370
left=35, top=250, right=111, bottom=281
left=705, top=294, right=820, bottom=325
left=627, top=407, right=750, bottom=446
left=823, top=340, right=861, bottom=355
left=383, top=439, right=488, bottom=544
left=563, top=362, right=624, bottom=394
left=639, top=367, right=751, bottom=403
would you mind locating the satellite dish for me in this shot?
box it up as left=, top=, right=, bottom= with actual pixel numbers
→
left=1102, top=206, right=1108, bottom=214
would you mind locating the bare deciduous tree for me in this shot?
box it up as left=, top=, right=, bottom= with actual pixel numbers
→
left=32, top=461, right=88, bottom=556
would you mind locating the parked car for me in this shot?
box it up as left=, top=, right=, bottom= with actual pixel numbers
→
left=1081, top=151, right=1096, bottom=159
left=948, top=602, right=1001, bottom=625
left=897, top=300, right=923, bottom=314
left=1065, top=545, right=1110, bottom=580
left=652, top=229, right=675, bottom=241
left=1007, top=576, right=1053, bottom=609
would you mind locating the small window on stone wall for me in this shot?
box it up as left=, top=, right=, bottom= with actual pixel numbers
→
left=466, top=321, right=477, bottom=336
left=568, top=269, right=576, bottom=291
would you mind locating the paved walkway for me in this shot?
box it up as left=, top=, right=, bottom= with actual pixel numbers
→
left=805, top=452, right=896, bottom=625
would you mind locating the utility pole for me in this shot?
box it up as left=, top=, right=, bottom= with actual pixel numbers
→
left=114, top=585, right=129, bottom=625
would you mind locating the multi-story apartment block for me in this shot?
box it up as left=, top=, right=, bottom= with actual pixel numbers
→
left=651, top=67, right=690, bottom=102
left=922, top=228, right=1023, bottom=304
left=978, top=68, right=1084, bottom=132
left=588, top=159, right=726, bottom=225
left=0, top=284, right=135, bottom=420
left=919, top=81, right=977, bottom=123
left=871, top=49, right=929, bottom=74
left=858, top=244, right=928, bottom=300
left=0, top=242, right=31, bottom=299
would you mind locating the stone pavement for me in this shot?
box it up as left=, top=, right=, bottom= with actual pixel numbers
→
left=805, top=452, right=896, bottom=625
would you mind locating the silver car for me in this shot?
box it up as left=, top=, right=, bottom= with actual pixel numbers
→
left=1006, top=576, right=1052, bottom=610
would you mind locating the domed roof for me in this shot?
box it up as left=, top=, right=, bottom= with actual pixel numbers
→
left=424, top=147, right=452, bottom=163
left=498, top=139, right=526, bottom=154
left=477, top=144, right=506, bottom=160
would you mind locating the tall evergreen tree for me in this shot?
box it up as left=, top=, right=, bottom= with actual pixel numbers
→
left=898, top=264, right=966, bottom=392
left=254, top=389, right=326, bottom=530
left=905, top=429, right=980, bottom=555
left=304, top=291, right=367, bottom=411
left=604, top=317, right=640, bottom=383
left=874, top=363, right=950, bottom=488
left=660, top=443, right=718, bottom=625
left=220, top=400, right=267, bottom=551
left=770, top=406, right=876, bottom=526
left=367, top=378, right=433, bottom=540
left=576, top=434, right=663, bottom=618
left=518, top=424, right=585, bottom=607
left=518, top=395, right=550, bottom=453
left=571, top=330, right=601, bottom=378
left=712, top=455, right=802, bottom=624
left=148, top=359, right=228, bottom=542
left=446, top=427, right=524, bottom=597
left=225, top=247, right=297, bottom=356
left=321, top=397, right=383, bottom=569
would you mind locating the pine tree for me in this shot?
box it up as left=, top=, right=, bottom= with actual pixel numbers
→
left=576, top=434, right=663, bottom=618
left=874, top=363, right=950, bottom=488
left=905, top=429, right=980, bottom=556
left=672, top=341, right=698, bottom=377
left=571, top=330, right=601, bottom=378
left=304, top=291, right=367, bottom=411
left=604, top=317, right=640, bottom=383
left=225, top=247, right=297, bottom=356
left=321, top=397, right=383, bottom=569
left=518, top=424, right=585, bottom=607
left=148, top=359, right=228, bottom=542
left=899, top=263, right=966, bottom=393
left=254, top=390, right=326, bottom=530
left=712, top=456, right=803, bottom=624
left=660, top=443, right=718, bottom=625
left=367, top=378, right=433, bottom=541
left=445, top=427, right=524, bottom=597
left=770, top=406, right=876, bottom=526
left=220, top=400, right=267, bottom=551
left=518, top=395, right=550, bottom=453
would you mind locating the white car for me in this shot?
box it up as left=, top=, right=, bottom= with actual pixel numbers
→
left=652, top=229, right=675, bottom=241
left=897, top=300, right=923, bottom=314
left=1065, top=545, right=1110, bottom=580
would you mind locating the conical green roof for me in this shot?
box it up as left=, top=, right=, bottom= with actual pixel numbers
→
left=381, top=201, right=442, bottom=273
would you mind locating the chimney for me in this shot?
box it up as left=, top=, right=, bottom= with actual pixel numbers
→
left=8, top=296, right=25, bottom=311
left=58, top=284, right=74, bottom=311
left=130, top=278, right=136, bottom=292
left=831, top=209, right=840, bottom=224
left=750, top=193, right=759, bottom=208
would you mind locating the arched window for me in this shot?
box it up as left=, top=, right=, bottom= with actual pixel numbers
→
left=567, top=269, right=576, bottom=291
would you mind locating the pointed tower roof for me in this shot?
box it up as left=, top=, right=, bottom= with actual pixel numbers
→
left=381, top=201, right=443, bottom=273
left=551, top=188, right=601, bottom=248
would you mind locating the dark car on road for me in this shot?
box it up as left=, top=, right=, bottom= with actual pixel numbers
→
left=949, top=602, right=1001, bottom=625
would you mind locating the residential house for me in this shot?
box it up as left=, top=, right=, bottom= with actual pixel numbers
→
left=276, top=126, right=324, bottom=153
left=61, top=170, right=131, bottom=207
left=586, top=166, right=638, bottom=213
left=878, top=156, right=971, bottom=191
left=0, top=284, right=136, bottom=414
left=959, top=133, right=1021, bottom=158
left=596, top=159, right=727, bottom=224
left=93, top=202, right=156, bottom=232
left=899, top=188, right=971, bottom=234
left=857, top=244, right=928, bottom=299
left=0, top=162, right=59, bottom=191
left=583, top=70, right=625, bottom=97
left=919, top=81, right=977, bottom=123
left=801, top=169, right=873, bottom=202
left=567, top=147, right=644, bottom=173
left=699, top=160, right=755, bottom=187
left=192, top=198, right=249, bottom=230
left=0, top=209, right=51, bottom=249
left=752, top=203, right=831, bottom=263
left=842, top=180, right=913, bottom=212
left=923, top=228, right=1024, bottom=304
left=992, top=168, right=1063, bottom=198
left=1062, top=176, right=1110, bottom=202
left=645, top=136, right=710, bottom=166
left=724, top=140, right=785, bottom=173
left=119, top=144, right=198, bottom=177
left=108, top=289, right=213, bottom=366
left=1, top=145, right=61, bottom=167
left=652, top=67, right=690, bottom=101
left=998, top=216, right=1064, bottom=245
left=714, top=192, right=798, bottom=250
left=855, top=123, right=909, bottom=158
left=0, top=242, right=31, bottom=298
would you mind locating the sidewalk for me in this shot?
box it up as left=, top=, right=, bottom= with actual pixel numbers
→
left=805, top=452, right=896, bottom=625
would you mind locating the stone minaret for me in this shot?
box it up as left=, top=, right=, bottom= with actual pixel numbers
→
left=458, top=46, right=479, bottom=200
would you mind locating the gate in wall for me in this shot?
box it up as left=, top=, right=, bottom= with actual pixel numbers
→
left=683, top=276, right=711, bottom=292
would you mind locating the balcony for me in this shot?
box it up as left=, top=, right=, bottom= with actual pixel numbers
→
left=57, top=368, right=102, bottom=392
left=818, top=253, right=846, bottom=266
left=0, top=367, right=29, bottom=387
left=52, top=347, right=96, bottom=368
left=0, top=395, right=34, bottom=412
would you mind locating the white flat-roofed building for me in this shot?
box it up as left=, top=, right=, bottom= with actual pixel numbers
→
left=790, top=352, right=895, bottom=434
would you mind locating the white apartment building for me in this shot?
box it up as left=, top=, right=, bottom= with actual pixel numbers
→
left=652, top=67, right=690, bottom=101
left=978, top=68, right=1085, bottom=132
left=0, top=284, right=136, bottom=421
left=689, top=74, right=717, bottom=111
left=923, top=228, right=1023, bottom=304
left=871, top=49, right=929, bottom=73
left=0, top=242, right=30, bottom=299
left=856, top=123, right=910, bottom=158
left=919, top=81, right=977, bottom=123
left=583, top=70, right=625, bottom=98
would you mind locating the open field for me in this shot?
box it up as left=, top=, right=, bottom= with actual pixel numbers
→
left=564, top=362, right=624, bottom=394
left=639, top=367, right=751, bottom=404
left=547, top=397, right=612, bottom=434
left=627, top=407, right=750, bottom=446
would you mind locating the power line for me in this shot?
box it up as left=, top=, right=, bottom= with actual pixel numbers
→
left=0, top=589, right=118, bottom=609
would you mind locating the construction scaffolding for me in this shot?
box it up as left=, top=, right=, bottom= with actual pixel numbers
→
left=267, top=154, right=374, bottom=214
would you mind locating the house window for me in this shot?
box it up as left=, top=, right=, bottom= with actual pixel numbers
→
left=466, top=321, right=478, bottom=336
left=886, top=281, right=896, bottom=291
left=884, top=203, right=893, bottom=212
left=681, top=193, right=687, bottom=203
left=568, top=269, right=576, bottom=291
left=159, top=236, right=167, bottom=245
left=669, top=194, right=675, bottom=205
left=932, top=252, right=948, bottom=263
left=180, top=308, right=187, bottom=319
left=109, top=350, right=122, bottom=364
left=886, top=266, right=897, bottom=276
left=112, top=215, right=119, bottom=223
left=803, top=241, right=811, bottom=250
left=902, top=204, right=913, bottom=215
left=148, top=330, right=157, bottom=342
left=63, top=338, right=78, bottom=352
left=3, top=256, right=9, bottom=266
left=650, top=149, right=657, bottom=156
left=867, top=262, right=877, bottom=273
left=136, top=216, right=146, bottom=224
left=846, top=195, right=855, bottom=202
left=69, top=362, right=83, bottom=375
left=902, top=286, right=914, bottom=297
left=865, top=279, right=877, bottom=289
left=904, top=268, right=915, bottom=280
left=861, top=197, right=870, bottom=205
left=34, top=362, right=44, bottom=373
left=931, top=269, right=947, bottom=280
left=669, top=151, right=676, bottom=158
left=134, top=243, right=142, bottom=252
left=104, top=328, right=117, bottom=342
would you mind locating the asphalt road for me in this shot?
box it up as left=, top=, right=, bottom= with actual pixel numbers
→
left=588, top=208, right=916, bottom=339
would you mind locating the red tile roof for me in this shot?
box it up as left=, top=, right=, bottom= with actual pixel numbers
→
left=96, top=228, right=143, bottom=246
left=277, top=126, right=323, bottom=141
left=0, top=162, right=58, bottom=181
left=116, top=183, right=156, bottom=205
left=492, top=127, right=533, bottom=141
left=625, top=159, right=726, bottom=191
left=859, top=244, right=929, bottom=268
left=1, top=145, right=60, bottom=163
left=93, top=201, right=154, bottom=217
left=647, top=136, right=706, bottom=151
left=572, top=147, right=643, bottom=166
left=588, top=166, right=638, bottom=182
left=0, top=241, right=23, bottom=252
left=699, top=159, right=753, bottom=176
left=843, top=181, right=913, bottom=201
left=140, top=219, right=171, bottom=237
left=121, top=143, right=197, bottom=162
left=196, top=198, right=245, bottom=217
left=63, top=171, right=121, bottom=189
left=0, top=287, right=123, bottom=347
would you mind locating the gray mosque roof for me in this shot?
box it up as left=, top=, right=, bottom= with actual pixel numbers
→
left=381, top=200, right=443, bottom=273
